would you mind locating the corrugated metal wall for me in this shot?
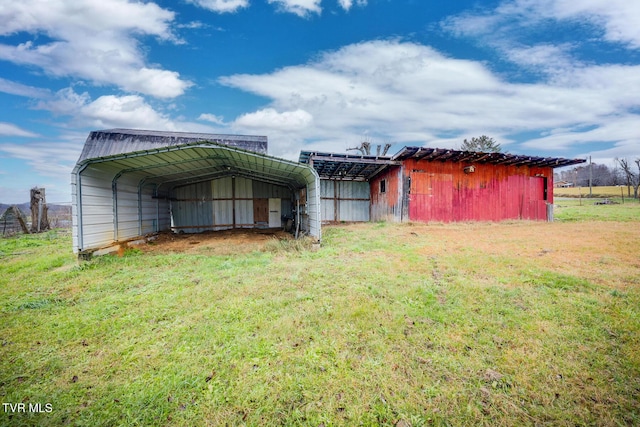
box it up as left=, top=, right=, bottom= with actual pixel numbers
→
left=404, top=159, right=552, bottom=222
left=171, top=177, right=293, bottom=232
left=173, top=181, right=214, bottom=233
left=298, top=177, right=321, bottom=238
left=319, top=180, right=370, bottom=223
left=139, top=184, right=157, bottom=235
left=75, top=164, right=118, bottom=250
left=235, top=177, right=253, bottom=227
left=370, top=167, right=403, bottom=222
left=115, top=175, right=142, bottom=240
left=157, top=196, right=171, bottom=232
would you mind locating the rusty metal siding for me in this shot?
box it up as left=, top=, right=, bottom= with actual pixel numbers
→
left=370, top=166, right=403, bottom=222
left=404, top=159, right=553, bottom=222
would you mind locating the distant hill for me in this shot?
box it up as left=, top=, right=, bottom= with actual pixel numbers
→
left=0, top=203, right=30, bottom=214
left=0, top=203, right=72, bottom=230
left=0, top=203, right=71, bottom=214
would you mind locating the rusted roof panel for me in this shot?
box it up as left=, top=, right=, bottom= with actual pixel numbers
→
left=393, top=147, right=586, bottom=168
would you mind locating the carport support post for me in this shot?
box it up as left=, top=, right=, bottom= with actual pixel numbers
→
left=112, top=179, right=119, bottom=241
left=232, top=176, right=236, bottom=229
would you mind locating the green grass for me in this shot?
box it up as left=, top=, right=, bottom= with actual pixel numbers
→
left=554, top=197, right=640, bottom=222
left=1, top=223, right=639, bottom=426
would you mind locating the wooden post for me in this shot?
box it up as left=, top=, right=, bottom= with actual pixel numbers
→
left=30, top=188, right=49, bottom=233
left=578, top=186, right=582, bottom=206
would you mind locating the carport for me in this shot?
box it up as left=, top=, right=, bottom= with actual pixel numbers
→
left=72, top=129, right=320, bottom=256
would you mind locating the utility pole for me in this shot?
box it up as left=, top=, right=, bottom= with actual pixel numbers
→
left=589, top=156, right=593, bottom=198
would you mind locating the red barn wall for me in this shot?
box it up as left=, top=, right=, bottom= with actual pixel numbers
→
left=403, top=159, right=553, bottom=222
left=370, top=166, right=403, bottom=222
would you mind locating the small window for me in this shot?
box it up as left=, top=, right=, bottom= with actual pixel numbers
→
left=380, top=179, right=386, bottom=193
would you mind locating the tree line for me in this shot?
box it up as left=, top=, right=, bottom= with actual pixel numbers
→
left=554, top=159, right=640, bottom=198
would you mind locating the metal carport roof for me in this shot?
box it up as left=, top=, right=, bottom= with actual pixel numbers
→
left=77, top=142, right=317, bottom=192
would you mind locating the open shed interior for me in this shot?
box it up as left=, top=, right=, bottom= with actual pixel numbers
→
left=72, top=130, right=320, bottom=254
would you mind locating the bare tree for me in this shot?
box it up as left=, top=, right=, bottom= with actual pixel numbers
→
left=376, top=143, right=392, bottom=156
left=347, top=141, right=372, bottom=156
left=616, top=158, right=640, bottom=199
left=460, top=135, right=503, bottom=153
left=349, top=141, right=394, bottom=156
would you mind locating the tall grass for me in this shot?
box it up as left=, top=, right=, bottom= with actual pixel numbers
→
left=1, top=221, right=639, bottom=426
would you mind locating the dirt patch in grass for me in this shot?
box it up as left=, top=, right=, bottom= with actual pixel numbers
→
left=138, top=228, right=293, bottom=255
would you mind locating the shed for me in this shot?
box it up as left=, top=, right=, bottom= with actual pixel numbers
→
left=302, top=146, right=585, bottom=224
left=72, top=129, right=320, bottom=256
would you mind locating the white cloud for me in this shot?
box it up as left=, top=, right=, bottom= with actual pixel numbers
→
left=546, top=0, right=640, bottom=48
left=522, top=115, right=640, bottom=149
left=188, top=0, right=249, bottom=13
left=443, top=0, right=640, bottom=51
left=504, top=43, right=578, bottom=75
left=220, top=40, right=640, bottom=158
left=34, top=88, right=177, bottom=130
left=338, top=0, right=367, bottom=11
left=198, top=113, right=226, bottom=124
left=267, top=0, right=322, bottom=17
left=0, top=141, right=81, bottom=172
left=0, top=131, right=85, bottom=202
left=0, top=123, right=39, bottom=138
left=0, top=78, right=51, bottom=99
left=0, top=0, right=191, bottom=98
left=82, top=95, right=177, bottom=130
left=234, top=108, right=313, bottom=130
left=0, top=134, right=84, bottom=202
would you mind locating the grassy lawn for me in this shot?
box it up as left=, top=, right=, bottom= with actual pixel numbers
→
left=1, top=206, right=639, bottom=426
left=554, top=197, right=640, bottom=222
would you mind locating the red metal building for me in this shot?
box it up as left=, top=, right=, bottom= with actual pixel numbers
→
left=301, top=147, right=585, bottom=224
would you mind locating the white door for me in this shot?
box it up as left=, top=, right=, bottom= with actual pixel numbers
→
left=268, top=198, right=281, bottom=228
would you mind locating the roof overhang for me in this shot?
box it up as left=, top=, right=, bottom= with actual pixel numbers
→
left=393, top=147, right=586, bottom=168
left=75, top=141, right=318, bottom=192
left=299, top=151, right=402, bottom=181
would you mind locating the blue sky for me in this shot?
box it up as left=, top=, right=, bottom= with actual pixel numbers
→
left=1, top=0, right=639, bottom=203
